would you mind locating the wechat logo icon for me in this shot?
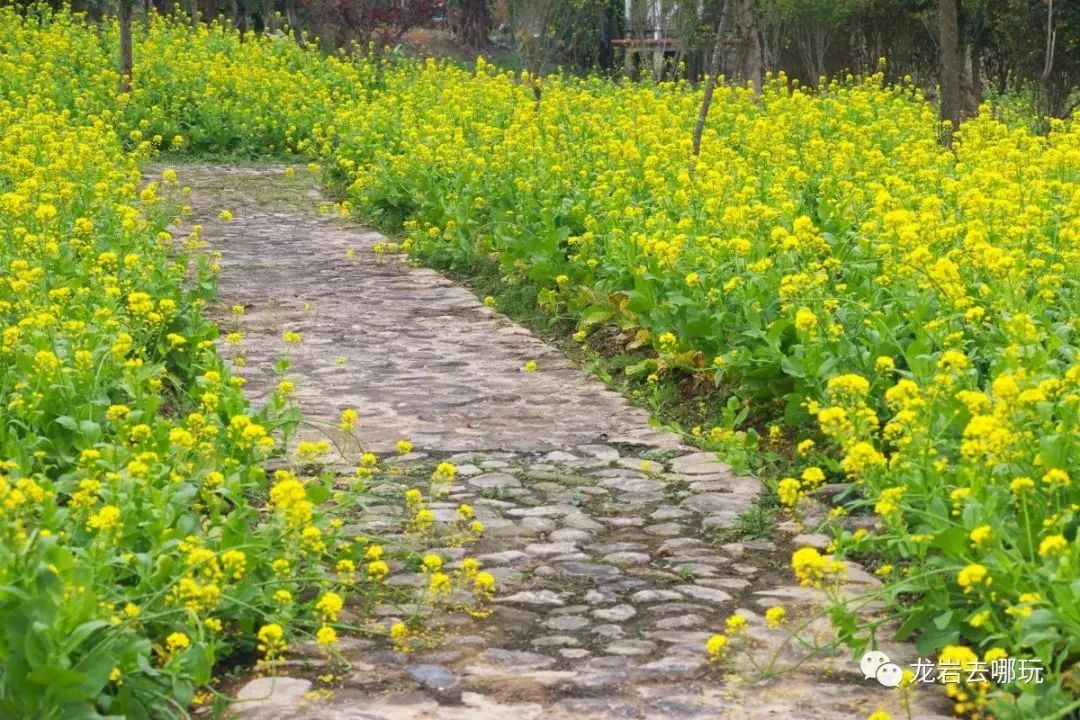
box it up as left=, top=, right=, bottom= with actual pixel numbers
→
left=860, top=650, right=903, bottom=688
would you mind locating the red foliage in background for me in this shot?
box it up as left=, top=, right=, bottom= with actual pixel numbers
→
left=302, top=0, right=445, bottom=49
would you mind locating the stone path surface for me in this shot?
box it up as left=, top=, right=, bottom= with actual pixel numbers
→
left=170, top=165, right=951, bottom=720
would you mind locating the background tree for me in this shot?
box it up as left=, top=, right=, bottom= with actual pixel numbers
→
left=503, top=1, right=620, bottom=81
left=693, top=0, right=730, bottom=156
left=938, top=0, right=962, bottom=136
left=85, top=0, right=1077, bottom=123
left=960, top=0, right=997, bottom=113
left=1030, top=0, right=1080, bottom=120
left=731, top=0, right=761, bottom=90
left=449, top=0, right=489, bottom=48
left=759, top=0, right=853, bottom=82
left=505, top=0, right=558, bottom=97
left=118, top=0, right=133, bottom=92
left=301, top=0, right=445, bottom=51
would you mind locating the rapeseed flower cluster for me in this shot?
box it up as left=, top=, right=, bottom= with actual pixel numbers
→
left=0, top=10, right=494, bottom=717
left=327, top=63, right=1074, bottom=714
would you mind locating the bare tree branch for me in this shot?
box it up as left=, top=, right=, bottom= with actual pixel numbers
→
left=693, top=0, right=731, bottom=157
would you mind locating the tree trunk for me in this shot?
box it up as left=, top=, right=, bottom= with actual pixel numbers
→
left=189, top=0, right=200, bottom=26
left=969, top=40, right=983, bottom=113
left=119, top=0, right=133, bottom=94
left=235, top=0, right=249, bottom=39
left=285, top=0, right=303, bottom=44
left=506, top=0, right=522, bottom=75
left=693, top=1, right=730, bottom=157
left=598, top=1, right=615, bottom=70
left=937, top=0, right=962, bottom=141
left=261, top=0, right=272, bottom=32
left=530, top=12, right=551, bottom=103
left=231, top=0, right=242, bottom=34
left=759, top=17, right=776, bottom=72
left=454, top=0, right=490, bottom=49
left=960, top=42, right=973, bottom=113
left=1039, top=0, right=1057, bottom=120
left=812, top=27, right=827, bottom=81
left=735, top=0, right=761, bottom=93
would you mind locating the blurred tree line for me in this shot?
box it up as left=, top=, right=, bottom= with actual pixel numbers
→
left=617, top=0, right=1077, bottom=122
left=35, top=0, right=1080, bottom=121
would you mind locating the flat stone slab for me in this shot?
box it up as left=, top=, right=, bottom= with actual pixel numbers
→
left=792, top=533, right=830, bottom=549
left=602, top=551, right=652, bottom=564
left=669, top=453, right=733, bottom=475
left=473, top=649, right=557, bottom=669
left=554, top=561, right=618, bottom=577
left=406, top=664, right=461, bottom=704
left=469, top=473, right=522, bottom=489
left=676, top=585, right=734, bottom=604
left=630, top=589, right=684, bottom=603
left=525, top=542, right=581, bottom=557
left=544, top=615, right=590, bottom=631
left=233, top=677, right=312, bottom=715
left=495, top=590, right=567, bottom=606
left=681, top=492, right=756, bottom=514
left=592, top=604, right=637, bottom=622
left=605, top=639, right=658, bottom=656
left=635, top=655, right=707, bottom=680
left=476, top=550, right=528, bottom=565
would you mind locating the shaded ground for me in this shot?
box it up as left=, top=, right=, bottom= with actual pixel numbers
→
left=163, top=164, right=952, bottom=720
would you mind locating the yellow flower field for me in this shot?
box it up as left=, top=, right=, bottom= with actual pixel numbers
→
left=324, top=50, right=1078, bottom=719
left=0, top=9, right=494, bottom=719
left=1, top=6, right=1077, bottom=718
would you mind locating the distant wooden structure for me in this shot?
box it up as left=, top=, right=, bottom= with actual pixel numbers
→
left=614, top=0, right=697, bottom=80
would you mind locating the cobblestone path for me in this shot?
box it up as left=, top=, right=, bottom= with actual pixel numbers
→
left=174, top=165, right=948, bottom=720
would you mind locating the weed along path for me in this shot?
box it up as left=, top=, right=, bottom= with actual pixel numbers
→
left=178, top=165, right=949, bottom=720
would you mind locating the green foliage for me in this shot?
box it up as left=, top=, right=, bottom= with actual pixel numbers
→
left=760, top=0, right=855, bottom=28
left=0, top=8, right=486, bottom=718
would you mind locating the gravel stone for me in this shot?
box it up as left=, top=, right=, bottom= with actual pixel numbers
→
left=605, top=639, right=658, bottom=656
left=592, top=604, right=637, bottom=622
left=676, top=585, right=734, bottom=604
left=233, top=677, right=312, bottom=715
left=544, top=615, right=590, bottom=631
left=469, top=473, right=522, bottom=489
left=603, top=551, right=652, bottom=565
left=495, top=590, right=566, bottom=606
left=558, top=561, right=620, bottom=577
left=406, top=664, right=461, bottom=705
